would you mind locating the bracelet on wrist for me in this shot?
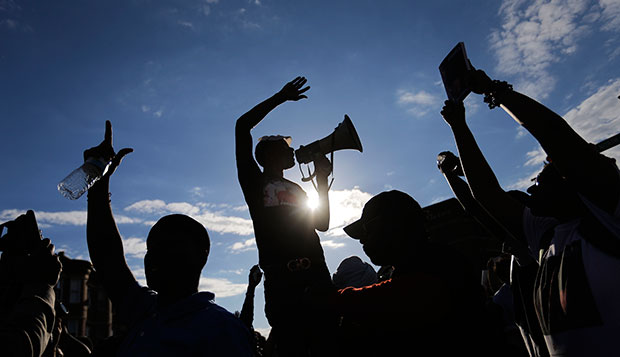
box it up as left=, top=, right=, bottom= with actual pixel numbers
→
left=483, top=80, right=513, bottom=109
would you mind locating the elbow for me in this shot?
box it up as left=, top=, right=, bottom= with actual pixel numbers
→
left=235, top=117, right=251, bottom=132
left=316, top=225, right=329, bottom=232
left=315, top=219, right=330, bottom=232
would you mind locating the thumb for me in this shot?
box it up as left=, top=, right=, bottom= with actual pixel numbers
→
left=107, top=148, right=133, bottom=175
left=113, top=148, right=133, bottom=166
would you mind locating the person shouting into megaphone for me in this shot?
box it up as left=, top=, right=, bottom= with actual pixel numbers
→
left=235, top=76, right=337, bottom=356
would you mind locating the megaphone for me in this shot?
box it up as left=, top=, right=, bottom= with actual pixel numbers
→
left=295, top=114, right=363, bottom=183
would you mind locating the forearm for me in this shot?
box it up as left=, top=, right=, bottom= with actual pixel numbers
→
left=450, top=122, right=503, bottom=203
left=87, top=178, right=134, bottom=300
left=238, top=287, right=256, bottom=329
left=495, top=90, right=590, bottom=173
left=314, top=176, right=330, bottom=232
left=449, top=121, right=526, bottom=241
left=236, top=92, right=286, bottom=132
left=443, top=173, right=478, bottom=212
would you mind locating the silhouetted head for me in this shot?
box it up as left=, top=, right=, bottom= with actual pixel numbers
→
left=526, top=163, right=580, bottom=219
left=344, top=190, right=428, bottom=266
left=255, top=135, right=295, bottom=172
left=144, top=214, right=210, bottom=297
left=332, top=256, right=378, bottom=289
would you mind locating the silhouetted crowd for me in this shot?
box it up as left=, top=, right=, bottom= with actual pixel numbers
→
left=1, top=62, right=619, bottom=357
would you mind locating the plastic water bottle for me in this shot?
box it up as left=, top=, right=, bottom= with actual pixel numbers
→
left=58, top=157, right=110, bottom=200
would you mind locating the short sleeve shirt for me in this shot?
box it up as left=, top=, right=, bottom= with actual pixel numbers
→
left=116, top=284, right=253, bottom=357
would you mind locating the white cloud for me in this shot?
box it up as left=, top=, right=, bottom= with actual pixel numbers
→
left=325, top=187, right=373, bottom=237
left=125, top=199, right=255, bottom=236
left=523, top=147, right=547, bottom=167
left=123, top=237, right=147, bottom=258
left=397, top=90, right=437, bottom=106
left=509, top=78, right=620, bottom=189
left=397, top=89, right=440, bottom=117
left=515, top=126, right=528, bottom=139
left=199, top=277, right=247, bottom=298
left=0, top=209, right=140, bottom=226
left=599, top=0, right=620, bottom=31
left=190, top=186, right=204, bottom=198
left=178, top=21, right=194, bottom=30
left=563, top=78, right=620, bottom=161
left=229, top=238, right=257, bottom=253
left=0, top=18, right=17, bottom=29
left=490, top=0, right=591, bottom=98
left=321, top=239, right=346, bottom=249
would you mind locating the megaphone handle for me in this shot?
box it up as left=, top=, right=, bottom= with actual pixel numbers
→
left=300, top=163, right=318, bottom=182
left=328, top=147, right=334, bottom=189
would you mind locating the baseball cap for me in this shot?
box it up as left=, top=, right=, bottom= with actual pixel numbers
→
left=343, top=190, right=424, bottom=240
left=258, top=135, right=292, bottom=146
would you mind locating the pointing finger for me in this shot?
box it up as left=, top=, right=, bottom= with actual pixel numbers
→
left=105, top=120, right=113, bottom=146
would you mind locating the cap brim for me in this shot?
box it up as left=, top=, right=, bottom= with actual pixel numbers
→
left=343, top=219, right=364, bottom=240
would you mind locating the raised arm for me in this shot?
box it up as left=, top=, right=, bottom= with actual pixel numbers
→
left=86, top=121, right=134, bottom=305
left=437, top=151, right=532, bottom=260
left=441, top=101, right=526, bottom=242
left=235, top=77, right=310, bottom=185
left=238, top=265, right=262, bottom=330
left=470, top=70, right=620, bottom=212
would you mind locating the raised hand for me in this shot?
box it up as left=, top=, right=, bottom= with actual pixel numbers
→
left=440, top=100, right=466, bottom=127
left=83, top=120, right=133, bottom=178
left=277, top=76, right=310, bottom=101
left=313, top=155, right=333, bottom=179
left=248, top=264, right=263, bottom=289
left=466, top=69, right=494, bottom=95
left=437, top=151, right=464, bottom=176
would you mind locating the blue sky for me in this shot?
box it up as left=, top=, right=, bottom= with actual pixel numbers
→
left=1, top=0, right=619, bottom=333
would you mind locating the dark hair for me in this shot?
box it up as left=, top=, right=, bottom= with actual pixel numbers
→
left=254, top=140, right=273, bottom=168
left=255, top=139, right=290, bottom=168
left=147, top=214, right=210, bottom=258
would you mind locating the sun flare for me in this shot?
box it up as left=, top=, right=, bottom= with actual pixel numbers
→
left=306, top=191, right=320, bottom=210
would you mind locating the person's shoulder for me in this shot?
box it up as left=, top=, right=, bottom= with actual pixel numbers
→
left=115, top=285, right=157, bottom=326
left=192, top=294, right=243, bottom=323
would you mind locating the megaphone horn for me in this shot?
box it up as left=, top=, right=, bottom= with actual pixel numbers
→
left=295, top=115, right=363, bottom=165
left=295, top=115, right=363, bottom=184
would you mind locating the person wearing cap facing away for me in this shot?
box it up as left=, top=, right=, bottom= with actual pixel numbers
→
left=331, top=190, right=488, bottom=356
left=235, top=77, right=336, bottom=356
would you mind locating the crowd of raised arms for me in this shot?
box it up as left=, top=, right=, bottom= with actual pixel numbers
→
left=0, top=62, right=619, bottom=357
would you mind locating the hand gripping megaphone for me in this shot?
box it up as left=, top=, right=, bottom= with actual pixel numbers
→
left=295, top=115, right=363, bottom=183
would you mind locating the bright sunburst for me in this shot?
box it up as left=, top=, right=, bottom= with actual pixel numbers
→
left=306, top=190, right=320, bottom=210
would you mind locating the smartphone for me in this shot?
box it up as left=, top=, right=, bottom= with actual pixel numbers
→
left=0, top=210, right=42, bottom=254
left=439, top=42, right=472, bottom=103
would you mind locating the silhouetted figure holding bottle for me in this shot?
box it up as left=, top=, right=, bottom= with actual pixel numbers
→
left=441, top=68, right=620, bottom=356
left=85, top=121, right=252, bottom=356
left=235, top=77, right=336, bottom=356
